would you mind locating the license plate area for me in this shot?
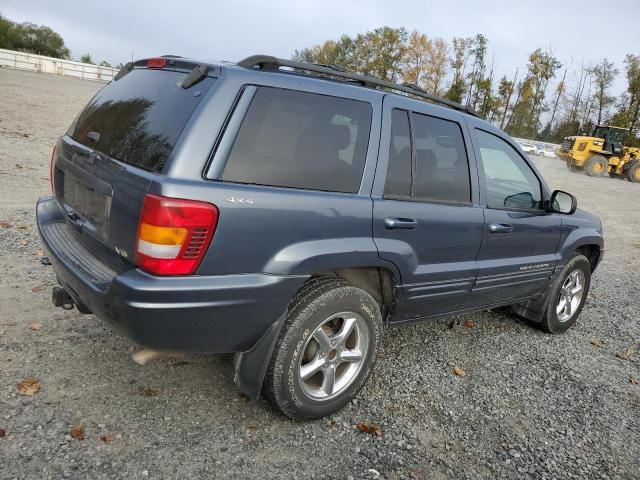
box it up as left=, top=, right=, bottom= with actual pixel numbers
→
left=62, top=171, right=112, bottom=237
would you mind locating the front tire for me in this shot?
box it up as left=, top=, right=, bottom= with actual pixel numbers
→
left=626, top=162, right=640, bottom=183
left=584, top=155, right=608, bottom=177
left=538, top=254, right=591, bottom=334
left=263, top=278, right=383, bottom=420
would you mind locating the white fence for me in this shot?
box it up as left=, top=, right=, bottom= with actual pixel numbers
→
left=0, top=48, right=118, bottom=82
left=512, top=137, right=560, bottom=149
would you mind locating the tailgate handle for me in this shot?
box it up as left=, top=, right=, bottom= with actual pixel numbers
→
left=385, top=217, right=417, bottom=230
left=66, top=212, right=84, bottom=232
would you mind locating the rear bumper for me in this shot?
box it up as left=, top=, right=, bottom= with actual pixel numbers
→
left=36, top=196, right=306, bottom=352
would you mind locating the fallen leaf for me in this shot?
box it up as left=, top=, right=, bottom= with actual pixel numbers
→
left=31, top=285, right=45, bottom=293
left=0, top=222, right=13, bottom=228
left=17, top=377, right=41, bottom=396
left=69, top=426, right=85, bottom=440
left=16, top=225, right=31, bottom=231
left=0, top=428, right=6, bottom=438
left=99, top=433, right=114, bottom=443
left=376, top=351, right=386, bottom=359
left=35, top=250, right=45, bottom=257
left=616, top=345, right=637, bottom=360
left=328, top=419, right=337, bottom=429
left=19, top=240, right=28, bottom=246
left=590, top=339, right=603, bottom=348
left=453, top=367, right=466, bottom=377
left=464, top=319, right=474, bottom=329
left=356, top=422, right=383, bottom=437
left=409, top=469, right=424, bottom=480
left=143, top=387, right=160, bottom=397
left=630, top=377, right=639, bottom=385
left=246, top=424, right=257, bottom=432
left=30, top=323, right=42, bottom=331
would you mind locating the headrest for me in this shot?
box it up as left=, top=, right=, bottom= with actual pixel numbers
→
left=327, top=124, right=351, bottom=150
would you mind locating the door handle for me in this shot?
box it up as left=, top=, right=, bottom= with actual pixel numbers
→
left=489, top=223, right=513, bottom=233
left=385, top=217, right=417, bottom=230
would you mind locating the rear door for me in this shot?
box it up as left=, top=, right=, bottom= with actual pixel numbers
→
left=372, top=97, right=484, bottom=320
left=465, top=128, right=561, bottom=307
left=52, top=63, right=216, bottom=262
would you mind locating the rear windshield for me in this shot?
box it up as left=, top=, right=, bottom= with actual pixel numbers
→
left=67, top=68, right=215, bottom=173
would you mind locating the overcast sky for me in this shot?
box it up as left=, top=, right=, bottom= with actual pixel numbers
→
left=3, top=0, right=639, bottom=97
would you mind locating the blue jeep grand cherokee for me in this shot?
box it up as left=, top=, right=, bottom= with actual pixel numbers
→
left=37, top=55, right=604, bottom=420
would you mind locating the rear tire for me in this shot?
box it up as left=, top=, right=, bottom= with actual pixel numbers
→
left=263, top=277, right=383, bottom=420
left=584, top=155, right=608, bottom=177
left=537, top=254, right=591, bottom=334
left=626, top=163, right=640, bottom=183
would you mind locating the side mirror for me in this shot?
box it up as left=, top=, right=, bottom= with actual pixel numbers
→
left=549, top=190, right=577, bottom=214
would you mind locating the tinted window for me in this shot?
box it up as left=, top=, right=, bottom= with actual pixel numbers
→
left=476, top=130, right=542, bottom=210
left=68, top=69, right=215, bottom=173
left=412, top=113, right=471, bottom=203
left=384, top=109, right=412, bottom=197
left=222, top=88, right=372, bottom=193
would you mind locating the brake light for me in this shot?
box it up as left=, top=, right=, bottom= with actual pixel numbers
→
left=49, top=145, right=56, bottom=193
left=135, top=194, right=218, bottom=275
left=146, top=57, right=167, bottom=68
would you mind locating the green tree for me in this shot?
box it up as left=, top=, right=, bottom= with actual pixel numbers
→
left=589, top=58, right=619, bottom=124
left=99, top=60, right=112, bottom=68
left=610, top=54, right=640, bottom=143
left=445, top=36, right=473, bottom=103
left=0, top=15, right=70, bottom=58
left=466, top=34, right=488, bottom=109
left=80, top=53, right=94, bottom=64
left=292, top=27, right=407, bottom=82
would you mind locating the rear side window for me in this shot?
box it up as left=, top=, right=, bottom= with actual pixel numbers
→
left=384, top=109, right=412, bottom=197
left=384, top=109, right=471, bottom=204
left=68, top=69, right=215, bottom=173
left=412, top=113, right=471, bottom=203
left=221, top=87, right=372, bottom=193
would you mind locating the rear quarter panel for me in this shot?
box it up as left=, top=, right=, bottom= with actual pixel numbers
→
left=159, top=68, right=390, bottom=278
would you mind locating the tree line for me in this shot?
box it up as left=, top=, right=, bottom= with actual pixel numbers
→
left=0, top=15, right=117, bottom=68
left=294, top=27, right=640, bottom=145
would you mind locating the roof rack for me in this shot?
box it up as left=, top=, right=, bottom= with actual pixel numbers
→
left=237, top=55, right=479, bottom=117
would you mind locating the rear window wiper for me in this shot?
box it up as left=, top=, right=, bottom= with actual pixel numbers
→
left=114, top=62, right=133, bottom=81
left=178, top=65, right=208, bottom=89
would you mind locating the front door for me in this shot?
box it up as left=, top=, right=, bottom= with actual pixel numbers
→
left=466, top=128, right=561, bottom=307
left=372, top=98, right=484, bottom=320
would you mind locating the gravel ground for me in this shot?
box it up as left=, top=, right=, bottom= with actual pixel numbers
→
left=1, top=68, right=639, bottom=480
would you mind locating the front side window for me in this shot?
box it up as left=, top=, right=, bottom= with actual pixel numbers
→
left=221, top=87, right=372, bottom=193
left=476, top=129, right=542, bottom=210
left=383, top=109, right=471, bottom=204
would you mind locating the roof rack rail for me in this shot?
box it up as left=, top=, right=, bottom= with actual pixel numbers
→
left=237, top=55, right=479, bottom=117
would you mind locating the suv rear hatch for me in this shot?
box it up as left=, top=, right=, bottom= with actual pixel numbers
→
left=51, top=59, right=216, bottom=269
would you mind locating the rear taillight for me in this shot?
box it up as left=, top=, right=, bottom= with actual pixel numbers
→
left=49, top=145, right=56, bottom=194
left=135, top=194, right=219, bottom=276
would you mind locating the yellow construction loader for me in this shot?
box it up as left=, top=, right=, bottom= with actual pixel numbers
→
left=555, top=125, right=640, bottom=182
